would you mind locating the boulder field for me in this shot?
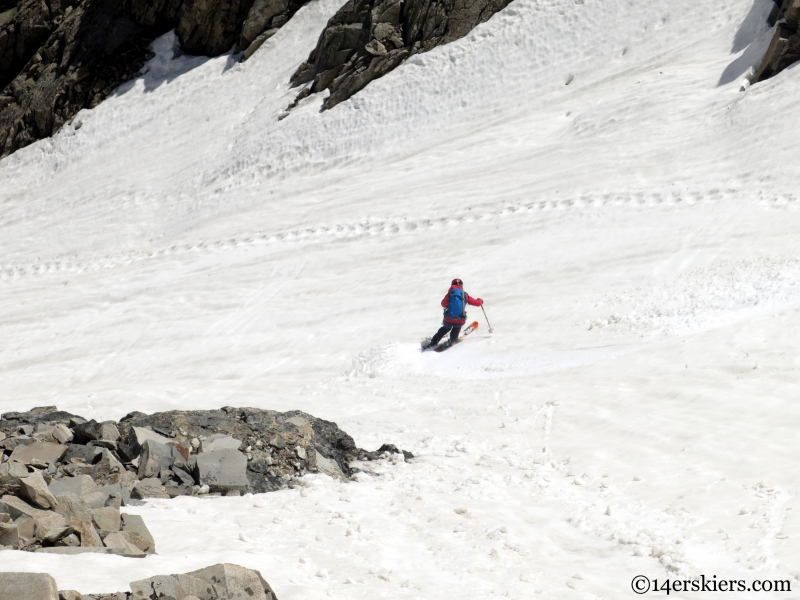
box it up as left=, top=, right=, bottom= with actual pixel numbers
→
left=0, top=405, right=409, bottom=555
left=0, top=563, right=279, bottom=600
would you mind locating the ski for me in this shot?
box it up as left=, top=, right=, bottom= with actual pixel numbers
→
left=433, top=321, right=479, bottom=353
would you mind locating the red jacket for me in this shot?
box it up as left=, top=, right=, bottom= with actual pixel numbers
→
left=441, top=285, right=482, bottom=324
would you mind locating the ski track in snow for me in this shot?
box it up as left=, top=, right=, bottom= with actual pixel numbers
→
left=1, top=185, right=799, bottom=284
left=1, top=0, right=800, bottom=597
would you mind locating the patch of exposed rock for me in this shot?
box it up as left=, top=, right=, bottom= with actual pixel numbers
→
left=0, top=0, right=305, bottom=158
left=755, top=0, right=800, bottom=81
left=0, top=405, right=410, bottom=555
left=0, top=563, right=278, bottom=600
left=289, top=0, right=515, bottom=110
left=237, top=0, right=307, bottom=61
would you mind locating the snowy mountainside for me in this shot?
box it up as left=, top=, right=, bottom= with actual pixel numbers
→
left=1, top=0, right=800, bottom=598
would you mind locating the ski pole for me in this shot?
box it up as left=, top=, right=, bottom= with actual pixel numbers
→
left=481, top=305, right=494, bottom=333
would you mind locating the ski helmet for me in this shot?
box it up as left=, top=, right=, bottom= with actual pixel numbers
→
left=451, top=278, right=463, bottom=286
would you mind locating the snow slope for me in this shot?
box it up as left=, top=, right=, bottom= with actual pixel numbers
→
left=2, top=0, right=800, bottom=597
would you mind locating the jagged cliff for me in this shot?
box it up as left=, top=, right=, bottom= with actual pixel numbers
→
left=0, top=0, right=304, bottom=158
left=755, top=0, right=800, bottom=81
left=0, top=0, right=517, bottom=158
left=289, top=0, right=514, bottom=110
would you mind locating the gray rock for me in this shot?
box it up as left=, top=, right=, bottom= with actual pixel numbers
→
left=1, top=460, right=29, bottom=479
left=102, top=531, right=145, bottom=556
left=14, top=516, right=35, bottom=540
left=186, top=563, right=278, bottom=600
left=40, top=524, right=74, bottom=544
left=49, top=474, right=97, bottom=498
left=0, top=513, right=9, bottom=522
left=51, top=424, right=74, bottom=444
left=96, top=481, right=136, bottom=507
left=81, top=492, right=109, bottom=509
left=172, top=465, right=196, bottom=486
left=69, top=518, right=103, bottom=547
left=121, top=406, right=368, bottom=494
left=1, top=435, right=34, bottom=451
left=0, top=572, right=59, bottom=600
left=33, top=516, right=67, bottom=542
left=62, top=444, right=101, bottom=465
left=9, top=441, right=67, bottom=465
left=172, top=573, right=221, bottom=598
left=0, top=522, right=19, bottom=546
left=0, top=493, right=41, bottom=520
left=117, top=530, right=154, bottom=554
left=195, top=450, right=249, bottom=493
left=238, top=0, right=305, bottom=57
left=105, top=493, right=122, bottom=510
left=120, top=513, right=155, bottom=552
left=129, top=575, right=182, bottom=599
left=130, top=477, right=169, bottom=499
left=240, top=0, right=287, bottom=48
left=34, top=424, right=55, bottom=439
left=314, top=450, right=346, bottom=481
left=54, top=493, right=93, bottom=522
left=242, top=28, right=279, bottom=61
left=59, top=533, right=80, bottom=547
left=91, top=450, right=125, bottom=484
left=19, top=470, right=59, bottom=509
left=58, top=591, right=82, bottom=600
left=91, top=506, right=120, bottom=532
left=200, top=433, right=242, bottom=453
left=73, top=420, right=120, bottom=444
left=137, top=439, right=177, bottom=479
left=61, top=463, right=95, bottom=478
left=130, top=426, right=172, bottom=454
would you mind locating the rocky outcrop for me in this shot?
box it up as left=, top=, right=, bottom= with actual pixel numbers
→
left=0, top=405, right=409, bottom=556
left=0, top=0, right=77, bottom=91
left=289, top=0, right=514, bottom=110
left=0, top=0, right=305, bottom=159
left=0, top=563, right=279, bottom=600
left=755, top=0, right=800, bottom=81
left=238, top=0, right=307, bottom=60
left=0, top=0, right=173, bottom=158
left=176, top=0, right=254, bottom=56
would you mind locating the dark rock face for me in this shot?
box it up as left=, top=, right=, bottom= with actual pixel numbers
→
left=0, top=0, right=169, bottom=158
left=0, top=0, right=74, bottom=92
left=238, top=0, right=307, bottom=60
left=0, top=405, right=409, bottom=557
left=1, top=405, right=410, bottom=496
left=290, top=0, right=514, bottom=110
left=755, top=0, right=800, bottom=81
left=176, top=0, right=253, bottom=56
left=118, top=406, right=408, bottom=493
left=0, top=0, right=304, bottom=159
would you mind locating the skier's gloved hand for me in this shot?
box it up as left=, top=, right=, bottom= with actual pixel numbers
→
left=476, top=298, right=483, bottom=306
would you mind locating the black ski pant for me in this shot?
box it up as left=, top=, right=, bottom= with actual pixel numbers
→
left=431, top=322, right=462, bottom=345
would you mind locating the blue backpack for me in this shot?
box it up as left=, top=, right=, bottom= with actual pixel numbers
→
left=444, top=288, right=467, bottom=320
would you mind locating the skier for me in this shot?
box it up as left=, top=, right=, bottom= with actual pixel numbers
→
left=424, top=278, right=483, bottom=349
